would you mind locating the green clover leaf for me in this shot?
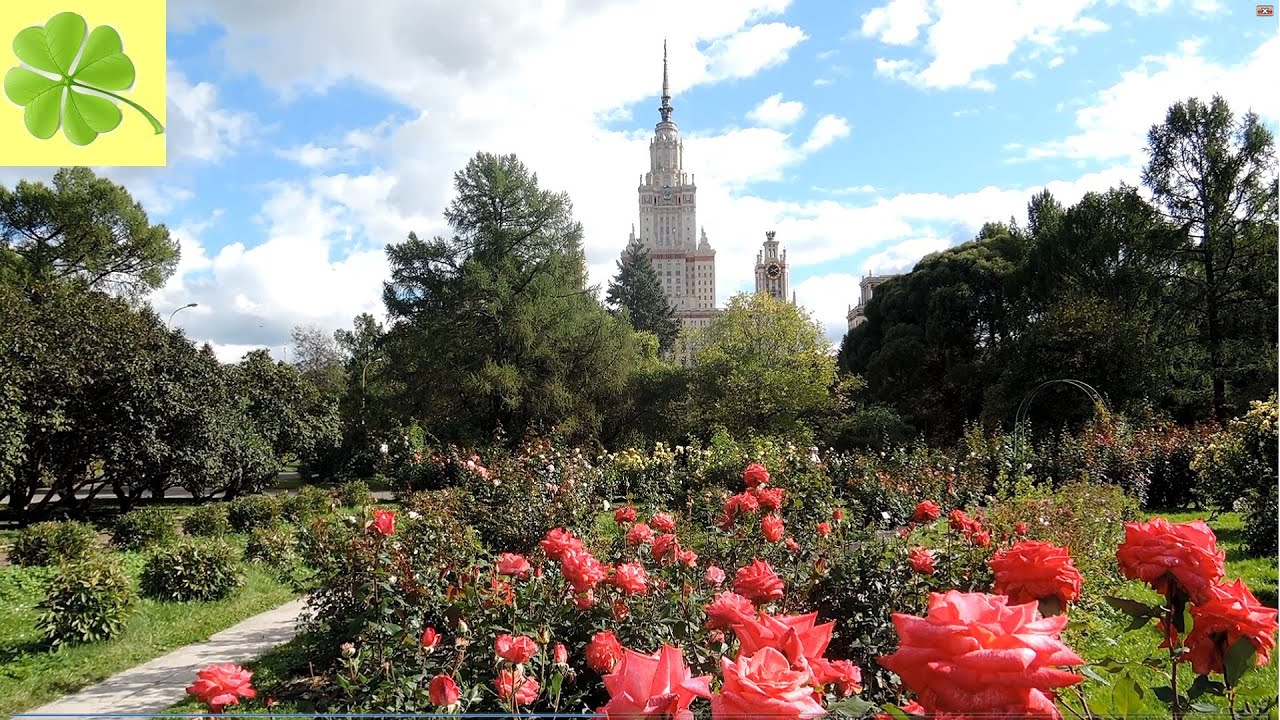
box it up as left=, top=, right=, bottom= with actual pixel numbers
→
left=2, top=11, right=164, bottom=145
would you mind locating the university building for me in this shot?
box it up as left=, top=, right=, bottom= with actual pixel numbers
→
left=846, top=274, right=897, bottom=331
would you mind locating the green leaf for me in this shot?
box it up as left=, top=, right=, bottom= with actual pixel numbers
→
left=1152, top=685, right=1176, bottom=703
left=1190, top=701, right=1219, bottom=713
left=878, top=704, right=913, bottom=720
left=1111, top=672, right=1143, bottom=719
left=70, top=26, right=135, bottom=90
left=63, top=89, right=121, bottom=144
left=4, top=66, right=59, bottom=105
left=1106, top=596, right=1159, bottom=618
left=13, top=13, right=86, bottom=77
left=23, top=81, right=63, bottom=139
left=1082, top=666, right=1112, bottom=686
left=1187, top=673, right=1211, bottom=700
left=1224, top=636, right=1258, bottom=687
left=828, top=697, right=877, bottom=717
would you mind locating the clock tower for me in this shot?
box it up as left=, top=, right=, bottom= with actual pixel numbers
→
left=754, top=230, right=791, bottom=302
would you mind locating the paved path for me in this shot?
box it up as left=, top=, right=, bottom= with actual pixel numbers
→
left=14, top=599, right=308, bottom=720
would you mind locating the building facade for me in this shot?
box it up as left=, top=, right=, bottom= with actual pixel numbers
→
left=846, top=273, right=897, bottom=331
left=621, top=42, right=720, bottom=365
left=753, top=230, right=794, bottom=303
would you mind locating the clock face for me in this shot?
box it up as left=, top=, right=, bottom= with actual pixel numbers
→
left=766, top=263, right=782, bottom=279
left=662, top=185, right=672, bottom=200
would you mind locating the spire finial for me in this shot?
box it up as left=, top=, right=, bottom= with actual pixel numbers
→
left=659, top=38, right=674, bottom=123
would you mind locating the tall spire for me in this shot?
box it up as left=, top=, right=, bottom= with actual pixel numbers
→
left=659, top=38, right=674, bottom=123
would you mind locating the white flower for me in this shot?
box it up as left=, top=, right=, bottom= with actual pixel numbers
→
left=408, top=510, right=421, bottom=520
left=344, top=515, right=357, bottom=525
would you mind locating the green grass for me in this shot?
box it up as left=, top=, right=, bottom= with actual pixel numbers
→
left=1065, top=511, right=1279, bottom=718
left=0, top=535, right=298, bottom=715
left=161, top=632, right=327, bottom=715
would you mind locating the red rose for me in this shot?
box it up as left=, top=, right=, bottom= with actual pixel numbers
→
left=541, top=528, right=583, bottom=560
left=496, top=552, right=531, bottom=579
left=561, top=547, right=608, bottom=592
left=494, top=669, right=539, bottom=706
left=611, top=562, right=648, bottom=595
left=908, top=546, right=935, bottom=575
left=705, top=591, right=758, bottom=630
left=817, top=658, right=863, bottom=696
left=762, top=514, right=785, bottom=542
left=428, top=674, right=460, bottom=707
left=755, top=486, right=785, bottom=511
left=612, top=598, right=630, bottom=620
left=651, top=533, right=680, bottom=563
left=495, top=633, right=539, bottom=664
left=650, top=512, right=676, bottom=532
left=586, top=631, right=625, bottom=673
left=186, top=663, right=257, bottom=713
left=743, top=462, right=771, bottom=488
left=368, top=508, right=396, bottom=536
left=948, top=509, right=977, bottom=533
left=553, top=642, right=568, bottom=666
left=990, top=540, right=1083, bottom=608
left=970, top=528, right=991, bottom=547
left=785, top=537, right=800, bottom=552
left=913, top=500, right=941, bottom=523
left=678, top=548, right=699, bottom=567
left=832, top=508, right=844, bottom=522
left=1015, top=521, right=1029, bottom=536
left=1185, top=579, right=1280, bottom=677
left=1116, top=518, right=1225, bottom=603
left=614, top=506, right=636, bottom=524
left=816, top=522, right=831, bottom=537
left=575, top=589, right=595, bottom=609
left=734, top=559, right=785, bottom=604
left=879, top=591, right=1084, bottom=719
left=705, top=565, right=726, bottom=586
left=711, top=647, right=826, bottom=720
left=599, top=644, right=712, bottom=719
left=420, top=626, right=440, bottom=649
left=724, top=492, right=760, bottom=522
left=734, top=611, right=834, bottom=666
left=626, top=522, right=654, bottom=545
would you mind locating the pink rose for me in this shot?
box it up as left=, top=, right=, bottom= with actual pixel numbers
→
left=599, top=644, right=712, bottom=719
left=711, top=647, right=826, bottom=719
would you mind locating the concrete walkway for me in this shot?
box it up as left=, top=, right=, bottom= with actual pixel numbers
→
left=15, top=598, right=308, bottom=720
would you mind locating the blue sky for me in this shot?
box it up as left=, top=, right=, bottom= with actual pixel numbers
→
left=1, top=0, right=1275, bottom=356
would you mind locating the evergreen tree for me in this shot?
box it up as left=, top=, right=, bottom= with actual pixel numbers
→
left=605, top=243, right=680, bottom=352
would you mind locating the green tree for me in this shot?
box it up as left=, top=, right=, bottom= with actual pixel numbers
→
left=290, top=323, right=347, bottom=397
left=0, top=168, right=179, bottom=296
left=690, top=292, right=836, bottom=438
left=228, top=349, right=340, bottom=480
left=605, top=243, right=680, bottom=352
left=381, top=152, right=640, bottom=445
left=1142, top=95, right=1279, bottom=421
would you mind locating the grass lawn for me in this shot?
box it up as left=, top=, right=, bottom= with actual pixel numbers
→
left=0, top=535, right=297, bottom=716
left=1066, top=511, right=1279, bottom=718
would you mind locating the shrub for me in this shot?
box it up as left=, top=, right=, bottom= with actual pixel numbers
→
left=10, top=520, right=99, bottom=567
left=332, top=479, right=374, bottom=508
left=244, top=525, right=298, bottom=567
left=226, top=494, right=282, bottom=533
left=1192, top=395, right=1277, bottom=518
left=281, top=485, right=333, bottom=522
left=36, top=555, right=135, bottom=645
left=183, top=503, right=230, bottom=537
left=111, top=507, right=177, bottom=551
left=140, top=539, right=242, bottom=602
left=1241, top=485, right=1278, bottom=558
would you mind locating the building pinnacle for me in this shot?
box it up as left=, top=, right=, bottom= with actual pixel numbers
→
left=659, top=38, right=674, bottom=123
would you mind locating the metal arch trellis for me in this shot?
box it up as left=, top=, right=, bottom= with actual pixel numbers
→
left=1011, top=379, right=1111, bottom=477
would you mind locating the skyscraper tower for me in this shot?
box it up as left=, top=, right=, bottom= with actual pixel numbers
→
left=754, top=230, right=791, bottom=302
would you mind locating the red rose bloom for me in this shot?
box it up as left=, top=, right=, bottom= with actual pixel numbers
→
left=612, top=598, right=630, bottom=620
left=785, top=537, right=800, bottom=552
left=614, top=506, right=637, bottom=524
left=879, top=591, right=1084, bottom=719
left=705, top=591, right=758, bottom=630
left=496, top=552, right=531, bottom=579
left=908, top=546, right=935, bottom=575
left=913, top=500, right=942, bottom=523
left=1015, top=522, right=1029, bottom=536
left=494, top=669, right=539, bottom=706
left=711, top=647, right=826, bottom=720
left=651, top=533, right=680, bottom=563
left=816, top=522, right=831, bottom=537
left=678, top=548, right=699, bottom=567
left=832, top=508, right=844, bottom=522
left=762, top=514, right=785, bottom=542
left=561, top=548, right=608, bottom=592
left=734, top=611, right=834, bottom=667
left=494, top=634, right=539, bottom=664
left=428, top=674, right=460, bottom=707
left=705, top=565, right=726, bottom=586
left=724, top=492, right=760, bottom=521
left=586, top=631, right=625, bottom=673
left=743, top=462, right=771, bottom=488
left=948, top=509, right=978, bottom=534
left=575, top=589, right=595, bottom=609
left=420, top=626, right=440, bottom=649
left=1116, top=518, right=1225, bottom=604
left=1185, top=579, right=1279, bottom=677
left=970, top=528, right=991, bottom=547
left=186, top=663, right=257, bottom=713
left=599, top=645, right=712, bottom=720
left=734, top=559, right=785, bottom=604
left=626, top=522, right=654, bottom=545
left=541, top=528, right=583, bottom=560
left=650, top=512, right=676, bottom=532
left=553, top=642, right=568, bottom=666
left=755, top=486, right=785, bottom=511
left=990, top=540, right=1083, bottom=608
left=369, top=508, right=396, bottom=536
left=611, top=562, right=649, bottom=595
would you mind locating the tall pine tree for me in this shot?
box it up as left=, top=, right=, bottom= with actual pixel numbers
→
left=605, top=243, right=680, bottom=352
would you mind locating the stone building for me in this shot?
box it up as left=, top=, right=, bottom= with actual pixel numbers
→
left=753, top=230, right=795, bottom=304
left=846, top=273, right=897, bottom=331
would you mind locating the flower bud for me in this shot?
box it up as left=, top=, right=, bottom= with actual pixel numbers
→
left=341, top=642, right=356, bottom=658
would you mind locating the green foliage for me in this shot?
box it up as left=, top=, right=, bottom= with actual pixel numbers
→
left=182, top=503, right=230, bottom=537
left=110, top=507, right=177, bottom=551
left=244, top=526, right=299, bottom=568
left=36, top=555, right=135, bottom=645
left=226, top=494, right=283, bottom=533
left=605, top=244, right=680, bottom=352
left=332, top=479, right=374, bottom=509
left=281, top=485, right=335, bottom=522
left=140, top=538, right=242, bottom=602
left=10, top=520, right=99, bottom=567
left=1192, top=395, right=1277, bottom=513
left=690, top=293, right=837, bottom=439
left=1241, top=485, right=1278, bottom=558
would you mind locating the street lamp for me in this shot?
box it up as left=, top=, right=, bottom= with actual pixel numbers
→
left=167, top=302, right=198, bottom=328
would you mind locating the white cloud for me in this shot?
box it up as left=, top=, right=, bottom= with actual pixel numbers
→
left=1018, top=35, right=1278, bottom=163
left=859, top=0, right=933, bottom=45
left=1012, top=69, right=1035, bottom=80
left=748, top=93, right=806, bottom=127
left=793, top=272, right=861, bottom=338
left=167, top=70, right=254, bottom=164
left=704, top=22, right=809, bottom=80
left=277, top=143, right=344, bottom=168
left=801, top=115, right=852, bottom=152
left=812, top=184, right=878, bottom=195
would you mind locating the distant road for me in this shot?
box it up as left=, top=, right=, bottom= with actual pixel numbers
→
left=0, top=471, right=320, bottom=506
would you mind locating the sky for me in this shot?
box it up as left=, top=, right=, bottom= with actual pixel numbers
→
left=1, top=0, right=1276, bottom=360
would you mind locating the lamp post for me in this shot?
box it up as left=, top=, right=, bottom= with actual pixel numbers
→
left=167, top=302, right=198, bottom=328
left=361, top=355, right=385, bottom=421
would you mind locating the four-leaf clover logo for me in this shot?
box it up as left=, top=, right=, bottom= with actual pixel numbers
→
left=2, top=11, right=164, bottom=145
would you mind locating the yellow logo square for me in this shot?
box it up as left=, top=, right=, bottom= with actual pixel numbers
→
left=0, top=0, right=166, bottom=166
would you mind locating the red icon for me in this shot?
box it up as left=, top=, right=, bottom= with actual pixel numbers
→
left=1259, top=5, right=1275, bottom=15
